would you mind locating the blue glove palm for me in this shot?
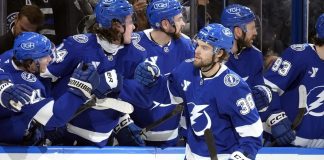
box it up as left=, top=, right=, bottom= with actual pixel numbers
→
left=251, top=85, right=272, bottom=112
left=92, top=69, right=123, bottom=99
left=267, top=112, right=296, bottom=146
left=134, top=61, right=160, bottom=87
left=0, top=82, right=34, bottom=112
left=68, top=63, right=99, bottom=100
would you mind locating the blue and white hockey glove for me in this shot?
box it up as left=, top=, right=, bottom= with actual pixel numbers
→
left=266, top=111, right=296, bottom=146
left=229, top=151, right=251, bottom=160
left=135, top=61, right=160, bottom=87
left=92, top=69, right=123, bottom=99
left=68, top=63, right=99, bottom=100
left=0, top=81, right=34, bottom=112
left=251, top=85, right=272, bottom=112
left=113, top=114, right=145, bottom=146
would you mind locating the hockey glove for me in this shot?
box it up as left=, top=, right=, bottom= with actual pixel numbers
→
left=68, top=63, right=99, bottom=100
left=113, top=114, right=145, bottom=146
left=229, top=151, right=251, bottom=160
left=23, top=120, right=45, bottom=146
left=251, top=85, right=272, bottom=112
left=92, top=69, right=123, bottom=99
left=266, top=111, right=296, bottom=146
left=135, top=61, right=160, bottom=87
left=0, top=82, right=34, bottom=112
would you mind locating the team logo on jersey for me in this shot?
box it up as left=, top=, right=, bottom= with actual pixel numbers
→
left=222, top=28, right=233, bottom=37
left=188, top=102, right=211, bottom=136
left=224, top=74, right=240, bottom=87
left=102, top=0, right=116, bottom=4
left=21, top=72, right=37, bottom=82
left=132, top=33, right=145, bottom=51
left=308, top=67, right=318, bottom=78
left=181, top=80, right=191, bottom=91
left=6, top=12, right=18, bottom=31
left=306, top=86, right=324, bottom=117
left=290, top=44, right=306, bottom=51
left=72, top=34, right=88, bottom=43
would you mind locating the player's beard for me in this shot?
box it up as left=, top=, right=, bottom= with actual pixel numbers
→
left=194, top=55, right=215, bottom=72
left=236, top=32, right=255, bottom=53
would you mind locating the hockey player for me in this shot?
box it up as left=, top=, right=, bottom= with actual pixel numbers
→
left=134, top=23, right=263, bottom=160
left=221, top=4, right=272, bottom=112
left=119, top=0, right=194, bottom=147
left=0, top=32, right=116, bottom=145
left=40, top=0, right=144, bottom=147
left=261, top=13, right=324, bottom=147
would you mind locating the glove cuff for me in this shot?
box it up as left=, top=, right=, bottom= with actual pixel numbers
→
left=113, top=114, right=134, bottom=133
left=103, top=69, right=118, bottom=89
left=230, top=151, right=251, bottom=160
left=68, top=78, right=92, bottom=99
left=0, top=82, right=14, bottom=107
left=266, top=111, right=287, bottom=127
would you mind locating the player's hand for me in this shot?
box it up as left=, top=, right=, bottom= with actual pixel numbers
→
left=135, top=61, right=160, bottom=87
left=68, top=62, right=99, bottom=100
left=113, top=114, right=145, bottom=146
left=251, top=85, right=272, bottom=112
left=266, top=111, right=296, bottom=146
left=0, top=82, right=34, bottom=112
left=229, top=151, right=251, bottom=160
left=92, top=69, right=123, bottom=99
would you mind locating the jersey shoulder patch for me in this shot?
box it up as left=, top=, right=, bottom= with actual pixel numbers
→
left=290, top=44, right=307, bottom=52
left=224, top=73, right=240, bottom=87
left=131, top=32, right=145, bottom=51
left=72, top=34, right=89, bottom=43
left=21, top=72, right=37, bottom=82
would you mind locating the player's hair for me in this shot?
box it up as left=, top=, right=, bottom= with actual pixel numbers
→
left=312, top=36, right=324, bottom=47
left=92, top=21, right=122, bottom=43
left=218, top=49, right=229, bottom=63
left=12, top=57, right=34, bottom=71
left=17, top=5, right=44, bottom=28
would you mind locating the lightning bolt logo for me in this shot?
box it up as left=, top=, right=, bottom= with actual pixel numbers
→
left=309, top=90, right=324, bottom=112
left=188, top=102, right=212, bottom=136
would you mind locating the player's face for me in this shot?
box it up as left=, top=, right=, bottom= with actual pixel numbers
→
left=243, top=21, right=257, bottom=47
left=123, top=15, right=135, bottom=44
left=37, top=55, right=52, bottom=73
left=194, top=40, right=215, bottom=68
left=13, top=16, right=38, bottom=36
left=167, top=13, right=185, bottom=38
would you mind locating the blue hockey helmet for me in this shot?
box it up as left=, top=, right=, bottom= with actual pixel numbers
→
left=221, top=4, right=256, bottom=31
left=146, top=0, right=182, bottom=29
left=95, top=0, right=133, bottom=28
left=196, top=23, right=234, bottom=53
left=13, top=32, right=54, bottom=61
left=316, top=13, right=324, bottom=39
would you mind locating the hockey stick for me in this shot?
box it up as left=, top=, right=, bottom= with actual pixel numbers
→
left=270, top=84, right=307, bottom=146
left=140, top=104, right=184, bottom=136
left=204, top=128, right=218, bottom=160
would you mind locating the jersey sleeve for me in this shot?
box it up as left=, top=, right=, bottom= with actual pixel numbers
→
left=219, top=82, right=263, bottom=159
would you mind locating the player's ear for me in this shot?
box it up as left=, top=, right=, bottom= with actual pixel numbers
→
left=161, top=19, right=169, bottom=31
left=233, top=26, right=243, bottom=38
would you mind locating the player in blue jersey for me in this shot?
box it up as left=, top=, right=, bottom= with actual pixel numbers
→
left=261, top=13, right=324, bottom=148
left=40, top=0, right=145, bottom=147
left=221, top=4, right=272, bottom=113
left=134, top=23, right=262, bottom=160
left=0, top=32, right=115, bottom=145
left=118, top=0, right=194, bottom=147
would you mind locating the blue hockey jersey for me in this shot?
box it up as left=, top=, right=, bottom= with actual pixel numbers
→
left=43, top=33, right=144, bottom=147
left=226, top=46, right=264, bottom=87
left=0, top=60, right=86, bottom=144
left=119, top=29, right=194, bottom=147
left=137, top=61, right=263, bottom=159
left=263, top=44, right=324, bottom=147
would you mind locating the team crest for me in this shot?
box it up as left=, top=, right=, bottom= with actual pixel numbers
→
left=6, top=12, right=18, bottom=31
left=224, top=74, right=240, bottom=87
left=21, top=72, right=37, bottom=82
left=290, top=44, right=306, bottom=51
left=72, top=34, right=89, bottom=43
left=132, top=33, right=145, bottom=51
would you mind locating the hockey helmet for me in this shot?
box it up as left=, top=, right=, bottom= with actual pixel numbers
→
left=221, top=4, right=256, bottom=31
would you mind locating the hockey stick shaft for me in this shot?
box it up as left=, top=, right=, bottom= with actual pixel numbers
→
left=204, top=129, right=218, bottom=160
left=141, top=104, right=184, bottom=133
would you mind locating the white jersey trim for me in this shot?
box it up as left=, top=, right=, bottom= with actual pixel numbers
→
left=235, top=118, right=263, bottom=138
left=144, top=128, right=178, bottom=142
left=33, top=100, right=54, bottom=125
left=292, top=136, right=324, bottom=148
left=264, top=78, right=285, bottom=96
left=67, top=123, right=112, bottom=143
